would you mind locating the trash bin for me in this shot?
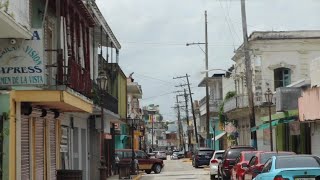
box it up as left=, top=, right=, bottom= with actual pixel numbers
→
left=118, top=162, right=131, bottom=179
left=57, top=170, right=82, bottom=180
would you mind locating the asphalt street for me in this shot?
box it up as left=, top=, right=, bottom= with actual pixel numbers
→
left=140, top=156, right=210, bottom=180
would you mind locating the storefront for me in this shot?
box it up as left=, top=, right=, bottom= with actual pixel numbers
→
left=299, top=87, right=320, bottom=156
left=2, top=90, right=93, bottom=180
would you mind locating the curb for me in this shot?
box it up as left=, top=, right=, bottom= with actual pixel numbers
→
left=133, top=173, right=142, bottom=180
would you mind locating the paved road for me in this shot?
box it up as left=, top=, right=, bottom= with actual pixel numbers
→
left=140, top=157, right=210, bottom=180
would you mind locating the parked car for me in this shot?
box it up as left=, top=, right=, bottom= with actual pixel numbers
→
left=244, top=151, right=295, bottom=180
left=154, top=151, right=167, bottom=160
left=192, top=148, right=215, bottom=168
left=209, top=150, right=225, bottom=180
left=231, top=151, right=259, bottom=180
left=115, top=149, right=164, bottom=174
left=218, top=146, right=255, bottom=180
left=253, top=155, right=320, bottom=180
left=171, top=152, right=179, bottom=160
left=177, top=151, right=185, bottom=159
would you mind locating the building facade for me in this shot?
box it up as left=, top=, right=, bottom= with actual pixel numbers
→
left=223, top=31, right=320, bottom=151
left=0, top=0, right=124, bottom=179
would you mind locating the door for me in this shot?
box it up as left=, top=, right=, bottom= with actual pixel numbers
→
left=136, top=151, right=152, bottom=170
left=34, top=117, right=45, bottom=180
left=21, top=115, right=30, bottom=180
left=49, top=118, right=56, bottom=180
left=311, top=122, right=320, bottom=156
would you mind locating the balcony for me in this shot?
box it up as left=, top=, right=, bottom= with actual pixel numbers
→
left=102, top=90, right=119, bottom=114
left=199, top=98, right=223, bottom=116
left=223, top=95, right=263, bottom=113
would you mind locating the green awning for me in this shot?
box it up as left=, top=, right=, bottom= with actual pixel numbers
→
left=251, top=119, right=296, bottom=132
left=260, top=110, right=298, bottom=122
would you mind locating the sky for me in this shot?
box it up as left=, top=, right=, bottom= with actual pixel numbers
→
left=96, top=0, right=320, bottom=120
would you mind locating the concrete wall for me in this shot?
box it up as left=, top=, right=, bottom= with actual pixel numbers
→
left=310, top=57, right=320, bottom=87
left=0, top=93, right=10, bottom=180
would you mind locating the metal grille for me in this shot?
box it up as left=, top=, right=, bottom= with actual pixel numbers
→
left=49, top=118, right=56, bottom=180
left=35, top=117, right=45, bottom=180
left=21, top=115, right=30, bottom=180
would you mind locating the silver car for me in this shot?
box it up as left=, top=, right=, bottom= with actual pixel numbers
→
left=154, top=151, right=167, bottom=160
left=209, top=150, right=225, bottom=180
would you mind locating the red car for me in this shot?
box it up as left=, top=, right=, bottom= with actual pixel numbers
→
left=244, top=151, right=295, bottom=180
left=231, top=151, right=260, bottom=180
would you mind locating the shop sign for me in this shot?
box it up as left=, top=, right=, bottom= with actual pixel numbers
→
left=0, top=29, right=44, bottom=85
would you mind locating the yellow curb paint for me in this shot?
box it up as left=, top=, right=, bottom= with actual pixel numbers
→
left=133, top=174, right=142, bottom=180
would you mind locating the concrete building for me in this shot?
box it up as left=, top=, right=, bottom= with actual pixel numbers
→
left=223, top=31, right=320, bottom=151
left=198, top=74, right=225, bottom=149
left=0, top=0, right=124, bottom=179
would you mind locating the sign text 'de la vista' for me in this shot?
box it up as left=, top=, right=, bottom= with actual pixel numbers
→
left=0, top=29, right=44, bottom=86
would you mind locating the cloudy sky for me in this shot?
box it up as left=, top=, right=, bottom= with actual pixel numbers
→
left=96, top=0, right=320, bottom=120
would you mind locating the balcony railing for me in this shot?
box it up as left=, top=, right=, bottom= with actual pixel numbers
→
left=223, top=95, right=263, bottom=113
left=199, top=99, right=223, bottom=115
left=102, top=91, right=118, bottom=114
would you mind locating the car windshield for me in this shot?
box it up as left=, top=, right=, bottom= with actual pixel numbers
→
left=214, top=152, right=224, bottom=159
left=261, top=152, right=294, bottom=164
left=276, top=156, right=320, bottom=169
left=227, top=148, right=254, bottom=159
left=244, top=152, right=256, bottom=161
left=198, top=150, right=214, bottom=156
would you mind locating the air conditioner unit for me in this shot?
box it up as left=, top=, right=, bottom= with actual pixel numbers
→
left=276, top=87, right=301, bottom=112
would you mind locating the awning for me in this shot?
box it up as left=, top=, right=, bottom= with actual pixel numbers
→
left=260, top=110, right=298, bottom=122
left=13, top=90, right=93, bottom=113
left=251, top=119, right=296, bottom=132
left=0, top=11, right=32, bottom=39
left=211, top=132, right=226, bottom=141
left=93, top=105, right=124, bottom=124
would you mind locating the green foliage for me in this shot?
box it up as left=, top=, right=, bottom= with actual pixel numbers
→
left=218, top=91, right=236, bottom=127
left=0, top=0, right=10, bottom=13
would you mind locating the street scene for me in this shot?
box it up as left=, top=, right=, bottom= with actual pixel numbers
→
left=2, top=0, right=320, bottom=180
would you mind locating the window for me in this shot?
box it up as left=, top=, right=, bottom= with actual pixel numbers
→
left=249, top=156, right=257, bottom=166
left=261, top=159, right=272, bottom=173
left=276, top=156, right=320, bottom=169
left=274, top=68, right=291, bottom=89
left=136, top=151, right=147, bottom=159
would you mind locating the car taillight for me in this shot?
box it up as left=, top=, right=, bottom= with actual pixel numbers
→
left=274, top=175, right=288, bottom=180
left=223, top=160, right=230, bottom=169
left=211, top=159, right=218, bottom=164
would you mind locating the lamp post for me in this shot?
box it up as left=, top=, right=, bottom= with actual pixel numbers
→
left=96, top=74, right=108, bottom=180
left=265, top=88, right=273, bottom=151
left=127, top=113, right=138, bottom=175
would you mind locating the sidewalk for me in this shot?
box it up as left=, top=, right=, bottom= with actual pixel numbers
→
left=108, top=173, right=142, bottom=180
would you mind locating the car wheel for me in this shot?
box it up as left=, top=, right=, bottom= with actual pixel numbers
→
left=145, top=170, right=151, bottom=174
left=211, top=174, right=217, bottom=180
left=194, top=161, right=198, bottom=168
left=153, top=164, right=162, bottom=174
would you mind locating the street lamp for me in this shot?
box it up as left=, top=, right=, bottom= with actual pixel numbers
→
left=96, top=74, right=108, bottom=179
left=127, top=113, right=138, bottom=175
left=264, top=88, right=273, bottom=151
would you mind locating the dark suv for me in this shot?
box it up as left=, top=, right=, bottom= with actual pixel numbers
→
left=218, top=146, right=255, bottom=180
left=192, top=148, right=214, bottom=168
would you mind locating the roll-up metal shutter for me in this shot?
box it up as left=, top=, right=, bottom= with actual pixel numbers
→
left=35, top=116, right=45, bottom=180
left=21, top=115, right=30, bottom=180
left=49, top=118, right=56, bottom=180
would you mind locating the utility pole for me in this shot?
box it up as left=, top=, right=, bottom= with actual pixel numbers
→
left=184, top=89, right=191, bottom=152
left=186, top=74, right=199, bottom=146
left=175, top=95, right=185, bottom=153
left=204, top=10, right=211, bottom=148
left=186, top=11, right=210, bottom=148
left=240, top=0, right=257, bottom=148
left=174, top=75, right=199, bottom=148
